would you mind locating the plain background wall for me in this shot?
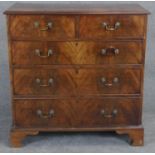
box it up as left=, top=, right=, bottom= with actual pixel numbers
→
left=0, top=1, right=155, bottom=153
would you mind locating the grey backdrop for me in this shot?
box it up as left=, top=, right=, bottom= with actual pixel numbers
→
left=0, top=1, right=155, bottom=153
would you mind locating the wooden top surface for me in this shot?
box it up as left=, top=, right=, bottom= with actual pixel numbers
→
left=4, top=2, right=150, bottom=15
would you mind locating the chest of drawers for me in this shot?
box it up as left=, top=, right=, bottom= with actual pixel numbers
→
left=4, top=3, right=149, bottom=147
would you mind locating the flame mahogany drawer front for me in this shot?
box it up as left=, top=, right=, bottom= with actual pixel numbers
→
left=12, top=41, right=144, bottom=65
left=79, top=15, right=146, bottom=39
left=13, top=68, right=141, bottom=96
left=5, top=3, right=149, bottom=147
left=9, top=15, right=76, bottom=40
left=14, top=98, right=141, bottom=128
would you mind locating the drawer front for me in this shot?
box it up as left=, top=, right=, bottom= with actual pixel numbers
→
left=14, top=98, right=141, bottom=128
left=9, top=15, right=75, bottom=40
left=79, top=15, right=145, bottom=39
left=12, top=41, right=143, bottom=65
left=13, top=68, right=141, bottom=96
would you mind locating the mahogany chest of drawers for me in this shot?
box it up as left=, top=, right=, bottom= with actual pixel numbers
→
left=4, top=3, right=149, bottom=147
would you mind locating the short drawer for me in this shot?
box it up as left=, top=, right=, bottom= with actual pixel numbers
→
left=14, top=98, right=142, bottom=128
left=13, top=68, right=141, bottom=96
left=9, top=15, right=75, bottom=40
left=79, top=15, right=146, bottom=39
left=12, top=41, right=143, bottom=65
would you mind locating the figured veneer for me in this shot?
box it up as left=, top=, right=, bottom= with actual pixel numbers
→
left=13, top=68, right=141, bottom=96
left=79, top=15, right=146, bottom=39
left=14, top=98, right=141, bottom=128
left=9, top=15, right=76, bottom=40
left=12, top=41, right=144, bottom=65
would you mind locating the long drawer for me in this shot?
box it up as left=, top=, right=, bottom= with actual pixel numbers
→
left=79, top=15, right=146, bottom=39
left=13, top=68, right=141, bottom=96
left=14, top=98, right=142, bottom=128
left=12, top=41, right=143, bottom=65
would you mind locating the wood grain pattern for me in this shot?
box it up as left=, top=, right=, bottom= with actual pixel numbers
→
left=9, top=15, right=75, bottom=40
left=10, top=129, right=39, bottom=147
left=116, top=128, right=144, bottom=146
left=13, top=68, right=141, bottom=96
left=4, top=3, right=150, bottom=15
left=14, top=98, right=141, bottom=128
left=12, top=41, right=143, bottom=65
left=79, top=15, right=146, bottom=39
